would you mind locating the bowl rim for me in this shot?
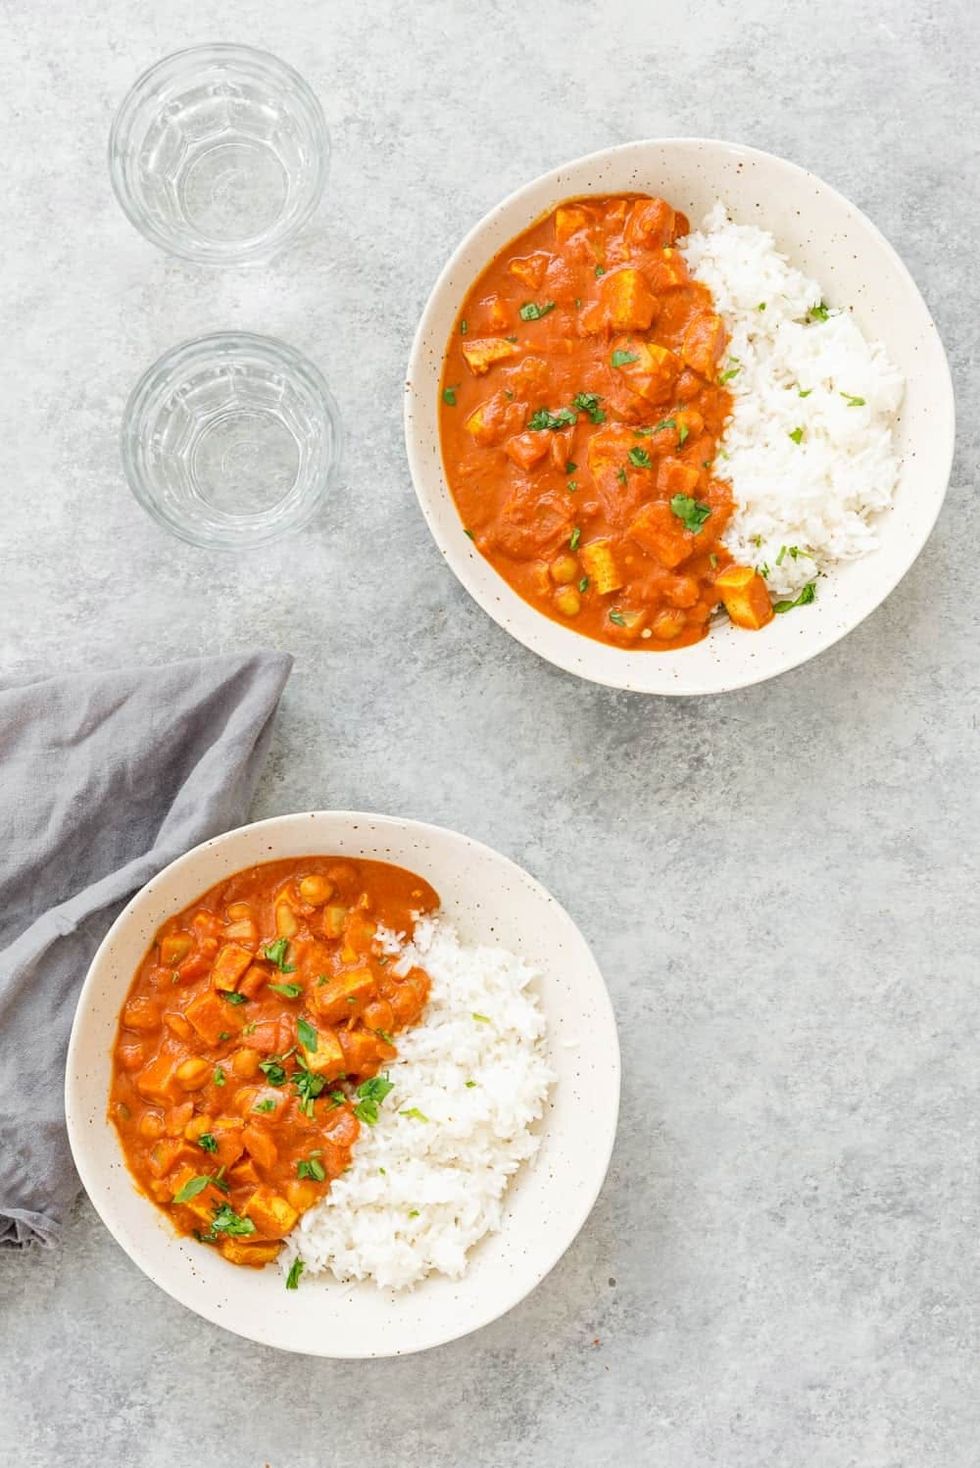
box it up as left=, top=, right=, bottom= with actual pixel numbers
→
left=108, top=42, right=330, bottom=266
left=120, top=330, right=345, bottom=551
left=65, top=809, right=621, bottom=1356
left=404, top=136, right=956, bottom=696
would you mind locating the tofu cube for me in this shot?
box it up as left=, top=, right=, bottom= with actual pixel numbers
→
left=244, top=1187, right=299, bottom=1239
left=314, top=968, right=376, bottom=1024
left=715, top=565, right=775, bottom=630
left=461, top=336, right=520, bottom=376
left=599, top=267, right=657, bottom=331
left=218, top=1237, right=282, bottom=1267
left=656, top=457, right=701, bottom=499
left=507, top=252, right=549, bottom=290
left=210, top=942, right=254, bottom=993
left=304, top=1026, right=346, bottom=1079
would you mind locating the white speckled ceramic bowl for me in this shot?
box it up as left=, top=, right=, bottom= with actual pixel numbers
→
left=405, top=139, right=954, bottom=695
left=65, top=812, right=619, bottom=1357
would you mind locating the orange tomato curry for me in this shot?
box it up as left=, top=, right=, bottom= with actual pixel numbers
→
left=439, top=193, right=773, bottom=648
left=109, top=858, right=436, bottom=1269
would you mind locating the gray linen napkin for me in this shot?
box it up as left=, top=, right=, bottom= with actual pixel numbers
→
left=0, top=650, right=292, bottom=1246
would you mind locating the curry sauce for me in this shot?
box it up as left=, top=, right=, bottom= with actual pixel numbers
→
left=109, top=858, right=437, bottom=1269
left=439, top=193, right=773, bottom=647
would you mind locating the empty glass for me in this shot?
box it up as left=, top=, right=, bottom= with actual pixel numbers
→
left=109, top=45, right=329, bottom=264
left=122, top=333, right=343, bottom=549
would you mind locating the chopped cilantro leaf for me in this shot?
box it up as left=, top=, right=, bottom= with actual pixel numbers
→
left=670, top=495, right=711, bottom=533
left=628, top=446, right=653, bottom=469
left=263, top=939, right=296, bottom=973
left=528, top=406, right=577, bottom=431
left=173, top=1175, right=209, bottom=1205
left=269, top=982, right=302, bottom=998
left=519, top=301, right=556, bottom=321
left=571, top=392, right=605, bottom=424
left=611, top=349, right=639, bottom=368
left=442, top=386, right=457, bottom=406
left=774, top=582, right=817, bottom=614
left=285, top=1257, right=304, bottom=1290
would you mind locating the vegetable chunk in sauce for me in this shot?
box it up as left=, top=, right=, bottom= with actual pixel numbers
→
left=109, top=858, right=437, bottom=1271
left=439, top=193, right=773, bottom=647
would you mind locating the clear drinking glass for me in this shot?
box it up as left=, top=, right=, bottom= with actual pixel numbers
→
left=109, top=45, right=329, bottom=264
left=121, top=333, right=343, bottom=549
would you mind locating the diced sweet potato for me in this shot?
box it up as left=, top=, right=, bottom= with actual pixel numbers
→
left=242, top=1123, right=279, bottom=1172
left=504, top=432, right=550, bottom=470
left=508, top=251, right=550, bottom=289
left=164, top=1101, right=194, bottom=1136
left=681, top=312, right=726, bottom=378
left=210, top=942, right=253, bottom=993
left=243, top=1187, right=298, bottom=1239
left=218, top=1237, right=282, bottom=1267
left=461, top=336, right=520, bottom=376
left=599, top=267, right=656, bottom=331
left=624, top=197, right=678, bottom=249
left=135, top=1051, right=180, bottom=1104
left=186, top=989, right=234, bottom=1046
left=627, top=502, right=692, bottom=569
left=238, top=964, right=268, bottom=999
left=212, top=1118, right=246, bottom=1170
left=715, top=564, right=775, bottom=630
left=314, top=969, right=377, bottom=1025
left=579, top=539, right=624, bottom=595
left=656, top=457, right=700, bottom=499
left=322, top=904, right=348, bottom=939
left=304, top=1026, right=346, bottom=1079
left=337, top=1027, right=385, bottom=1077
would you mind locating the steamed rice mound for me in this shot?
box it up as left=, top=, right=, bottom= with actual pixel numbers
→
left=681, top=204, right=904, bottom=601
left=282, top=916, right=554, bottom=1290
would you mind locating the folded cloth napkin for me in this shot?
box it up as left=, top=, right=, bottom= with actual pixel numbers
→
left=0, top=650, right=292, bottom=1247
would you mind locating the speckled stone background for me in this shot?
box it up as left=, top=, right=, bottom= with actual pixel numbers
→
left=2, top=0, right=977, bottom=1463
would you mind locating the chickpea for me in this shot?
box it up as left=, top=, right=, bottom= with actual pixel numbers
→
left=299, top=874, right=334, bottom=907
left=230, top=1046, right=261, bottom=1080
left=666, top=576, right=699, bottom=609
left=652, top=608, right=687, bottom=640
left=175, top=1056, right=211, bottom=1090
left=554, top=587, right=582, bottom=617
left=226, top=902, right=253, bottom=922
left=549, top=554, right=578, bottom=585
left=137, top=1111, right=165, bottom=1141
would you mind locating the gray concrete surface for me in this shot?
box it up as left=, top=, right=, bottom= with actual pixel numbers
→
left=2, top=0, right=978, bottom=1463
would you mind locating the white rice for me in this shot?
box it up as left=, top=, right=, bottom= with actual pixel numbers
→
left=681, top=203, right=904, bottom=600
left=282, top=915, right=554, bottom=1290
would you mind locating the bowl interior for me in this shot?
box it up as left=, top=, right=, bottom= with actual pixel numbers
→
left=66, top=812, right=620, bottom=1357
left=405, top=139, right=954, bottom=694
